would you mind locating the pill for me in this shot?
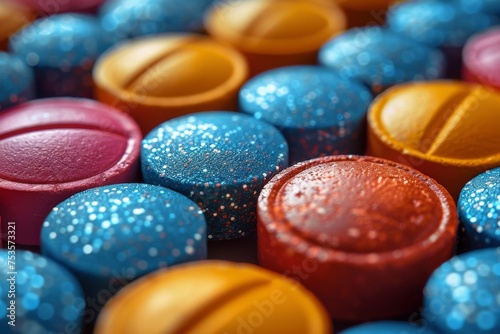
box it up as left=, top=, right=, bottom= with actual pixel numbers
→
left=0, top=52, right=35, bottom=112
left=239, top=65, right=372, bottom=164
left=458, top=168, right=500, bottom=251
left=95, top=261, right=332, bottom=334
left=463, top=27, right=500, bottom=91
left=99, top=0, right=214, bottom=40
left=388, top=0, right=498, bottom=79
left=258, top=155, right=457, bottom=321
left=339, top=321, right=440, bottom=334
left=424, top=247, right=500, bottom=334
left=94, top=34, right=248, bottom=134
left=0, top=1, right=33, bottom=51
left=333, top=0, right=393, bottom=27
left=319, top=26, right=445, bottom=94
left=142, top=111, right=288, bottom=240
left=205, top=0, right=346, bottom=76
left=0, top=98, right=141, bottom=245
left=0, top=250, right=85, bottom=333
left=17, top=0, right=105, bottom=14
left=367, top=81, right=500, bottom=200
left=41, top=183, right=207, bottom=308
left=10, top=14, right=113, bottom=98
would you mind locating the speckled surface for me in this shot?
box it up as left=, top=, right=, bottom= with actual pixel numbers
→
left=0, top=52, right=34, bottom=111
left=239, top=66, right=372, bottom=164
left=100, top=0, right=214, bottom=39
left=424, top=247, right=500, bottom=333
left=41, top=183, right=206, bottom=302
left=339, top=321, right=439, bottom=334
left=0, top=250, right=84, bottom=333
left=10, top=14, right=113, bottom=98
left=458, top=168, right=500, bottom=250
left=318, top=27, right=445, bottom=91
left=142, top=111, right=288, bottom=240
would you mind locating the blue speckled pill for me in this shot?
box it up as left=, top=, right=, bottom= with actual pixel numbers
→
left=142, top=111, right=289, bottom=240
left=388, top=0, right=499, bottom=78
left=99, top=0, right=214, bottom=40
left=239, top=66, right=372, bottom=164
left=41, top=183, right=207, bottom=305
left=424, top=247, right=500, bottom=333
left=459, top=0, right=500, bottom=15
left=318, top=27, right=445, bottom=93
left=458, top=168, right=500, bottom=251
left=339, top=321, right=440, bottom=334
left=0, top=52, right=34, bottom=112
left=0, top=250, right=85, bottom=333
left=10, top=14, right=113, bottom=98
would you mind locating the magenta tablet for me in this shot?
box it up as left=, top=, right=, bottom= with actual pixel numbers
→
left=0, top=98, right=141, bottom=245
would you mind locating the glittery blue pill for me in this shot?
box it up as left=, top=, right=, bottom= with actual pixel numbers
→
left=0, top=52, right=35, bottom=112
left=458, top=168, right=500, bottom=251
left=387, top=0, right=499, bottom=78
left=141, top=111, right=289, bottom=240
left=239, top=66, right=372, bottom=164
left=99, top=0, right=214, bottom=40
left=9, top=14, right=113, bottom=98
left=424, top=248, right=500, bottom=334
left=318, top=27, right=445, bottom=91
left=0, top=250, right=85, bottom=333
left=41, top=183, right=207, bottom=305
left=339, top=321, right=440, bottom=334
left=459, top=0, right=500, bottom=14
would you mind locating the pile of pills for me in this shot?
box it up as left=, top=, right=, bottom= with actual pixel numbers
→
left=0, top=0, right=499, bottom=333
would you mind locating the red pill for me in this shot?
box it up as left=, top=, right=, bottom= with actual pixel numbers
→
left=0, top=98, right=141, bottom=245
left=463, top=27, right=500, bottom=90
left=258, top=155, right=458, bottom=321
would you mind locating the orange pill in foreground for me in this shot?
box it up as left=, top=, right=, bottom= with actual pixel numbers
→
left=0, top=1, right=33, bottom=51
left=367, top=81, right=500, bottom=200
left=205, top=0, right=346, bottom=76
left=95, top=261, right=331, bottom=334
left=93, top=34, right=248, bottom=134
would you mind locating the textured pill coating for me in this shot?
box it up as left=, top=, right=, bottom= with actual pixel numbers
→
left=0, top=251, right=85, bottom=334
left=240, top=65, right=372, bottom=164
left=205, top=0, right=346, bottom=75
left=142, top=112, right=288, bottom=240
left=41, top=183, right=207, bottom=304
left=0, top=52, right=34, bottom=112
left=258, top=155, right=457, bottom=321
left=367, top=81, right=500, bottom=200
left=94, top=34, right=248, bottom=134
left=95, top=261, right=331, bottom=334
left=0, top=98, right=141, bottom=245
left=424, top=248, right=500, bottom=334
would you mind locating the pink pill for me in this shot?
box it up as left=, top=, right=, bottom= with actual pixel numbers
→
left=16, top=0, right=105, bottom=14
left=0, top=98, right=141, bottom=245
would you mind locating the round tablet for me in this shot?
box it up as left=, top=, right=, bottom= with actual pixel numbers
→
left=258, top=155, right=457, bottom=321
left=388, top=0, right=499, bottom=78
left=42, top=183, right=206, bottom=305
left=95, top=261, right=331, bottom=334
left=0, top=250, right=85, bottom=334
left=0, top=2, right=33, bottom=51
left=424, top=247, right=500, bottom=333
left=333, top=0, right=393, bottom=27
left=17, top=0, right=105, bottom=13
left=10, top=14, right=113, bottom=98
left=319, top=27, right=445, bottom=93
left=94, top=34, right=248, bottom=134
left=99, top=0, right=214, bottom=40
left=463, top=27, right=500, bottom=91
left=339, top=321, right=440, bottom=334
left=205, top=0, right=346, bottom=76
left=459, top=0, right=500, bottom=14
left=367, top=81, right=500, bottom=200
left=142, top=112, right=288, bottom=240
left=458, top=168, right=500, bottom=250
left=239, top=66, right=372, bottom=164
left=0, top=52, right=35, bottom=112
left=0, top=98, right=141, bottom=245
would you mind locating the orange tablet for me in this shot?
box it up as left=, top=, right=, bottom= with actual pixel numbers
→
left=205, top=0, right=346, bottom=76
left=93, top=34, right=248, bottom=134
left=95, top=261, right=331, bottom=334
left=367, top=81, right=500, bottom=200
left=0, top=1, right=33, bottom=51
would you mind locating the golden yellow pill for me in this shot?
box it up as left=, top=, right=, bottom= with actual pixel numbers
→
left=95, top=261, right=331, bottom=334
